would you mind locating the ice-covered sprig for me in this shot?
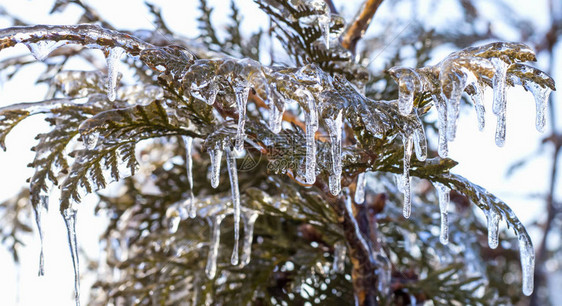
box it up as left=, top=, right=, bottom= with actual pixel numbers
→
left=389, top=42, right=555, bottom=157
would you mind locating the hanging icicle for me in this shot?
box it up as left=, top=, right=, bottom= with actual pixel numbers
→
left=208, top=143, right=223, bottom=189
left=434, top=182, right=450, bottom=245
left=486, top=209, right=500, bottom=249
left=354, top=172, right=367, bottom=205
left=225, top=147, right=241, bottom=265
left=518, top=234, right=535, bottom=296
left=402, top=136, right=413, bottom=218
left=490, top=58, right=509, bottom=147
left=34, top=194, right=48, bottom=276
left=62, top=208, right=81, bottom=306
left=183, top=136, right=196, bottom=218
left=205, top=214, right=226, bottom=279
left=233, top=86, right=250, bottom=155
left=297, top=88, right=318, bottom=184
left=325, top=110, right=343, bottom=195
left=239, top=210, right=259, bottom=267
left=106, top=47, right=124, bottom=102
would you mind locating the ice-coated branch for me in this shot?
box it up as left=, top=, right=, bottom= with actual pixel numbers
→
left=0, top=24, right=153, bottom=56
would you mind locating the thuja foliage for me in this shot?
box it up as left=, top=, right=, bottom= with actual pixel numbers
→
left=0, top=0, right=556, bottom=305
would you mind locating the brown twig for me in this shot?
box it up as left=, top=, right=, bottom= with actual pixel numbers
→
left=341, top=0, right=384, bottom=54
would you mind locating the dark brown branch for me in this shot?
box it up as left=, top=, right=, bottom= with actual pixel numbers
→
left=341, top=0, right=384, bottom=54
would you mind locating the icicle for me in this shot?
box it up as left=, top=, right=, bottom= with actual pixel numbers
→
left=388, top=67, right=422, bottom=115
left=106, top=47, right=124, bottom=102
left=518, top=234, right=535, bottom=296
left=402, top=136, right=413, bottom=218
left=445, top=70, right=468, bottom=141
left=234, top=86, right=250, bottom=155
left=325, top=110, right=343, bottom=195
left=412, top=120, right=427, bottom=161
left=239, top=210, right=259, bottom=267
left=225, top=147, right=241, bottom=265
left=34, top=194, right=48, bottom=276
left=354, top=172, right=367, bottom=204
left=331, top=241, right=347, bottom=273
left=25, top=40, right=66, bottom=61
left=467, top=82, right=486, bottom=131
left=297, top=88, right=318, bottom=184
left=486, top=209, right=500, bottom=249
left=208, top=144, right=223, bottom=188
left=183, top=136, right=196, bottom=218
left=205, top=214, right=226, bottom=279
left=524, top=83, right=552, bottom=133
left=433, top=93, right=449, bottom=157
left=434, top=182, right=450, bottom=245
left=269, top=100, right=285, bottom=134
left=62, top=208, right=81, bottom=306
left=491, top=58, right=509, bottom=147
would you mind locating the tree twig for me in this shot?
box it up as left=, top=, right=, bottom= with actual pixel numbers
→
left=341, top=0, right=384, bottom=54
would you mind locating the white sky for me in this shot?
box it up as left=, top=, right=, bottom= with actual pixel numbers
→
left=0, top=0, right=559, bottom=305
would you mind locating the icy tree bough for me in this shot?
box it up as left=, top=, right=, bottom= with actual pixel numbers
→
left=0, top=23, right=554, bottom=302
left=389, top=42, right=555, bottom=154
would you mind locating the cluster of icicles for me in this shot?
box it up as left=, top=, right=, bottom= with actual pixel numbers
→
left=4, top=24, right=551, bottom=305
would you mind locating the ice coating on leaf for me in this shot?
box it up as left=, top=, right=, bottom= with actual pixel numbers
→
left=331, top=241, right=346, bottom=273
left=434, top=182, right=450, bottom=245
left=325, top=110, right=343, bottom=195
left=296, top=88, right=318, bottom=184
left=388, top=67, right=422, bottom=115
left=491, top=58, right=509, bottom=146
left=62, top=208, right=81, bottom=306
left=354, top=172, right=367, bottom=204
left=205, top=214, right=226, bottom=279
left=184, top=60, right=219, bottom=105
left=225, top=147, right=241, bottom=265
left=240, top=209, right=259, bottom=267
left=24, top=40, right=66, bottom=61
left=234, top=86, right=250, bottom=155
left=34, top=194, right=48, bottom=276
left=183, top=136, right=196, bottom=218
left=106, top=47, right=124, bottom=102
left=518, top=233, right=535, bottom=296
left=208, top=143, right=223, bottom=188
left=402, top=136, right=414, bottom=218
left=486, top=209, right=500, bottom=249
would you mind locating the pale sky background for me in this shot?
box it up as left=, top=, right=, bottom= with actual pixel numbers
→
left=0, top=0, right=559, bottom=305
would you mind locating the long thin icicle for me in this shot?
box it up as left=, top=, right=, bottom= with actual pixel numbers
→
left=434, top=182, right=450, bottom=245
left=240, top=210, right=259, bottom=267
left=106, top=47, right=124, bottom=102
left=445, top=70, right=468, bottom=141
left=524, top=82, right=552, bottom=133
left=183, top=136, right=196, bottom=218
left=433, top=93, right=449, bottom=157
left=62, top=208, right=81, bottom=306
left=518, top=234, right=535, bottom=296
left=354, top=172, right=367, bottom=204
left=225, top=147, right=241, bottom=265
left=491, top=58, right=508, bottom=147
left=298, top=89, right=318, bottom=184
left=34, top=194, right=48, bottom=276
left=234, top=86, right=250, bottom=155
left=486, top=209, right=500, bottom=249
left=402, top=136, right=413, bottom=218
left=208, top=143, right=223, bottom=189
left=325, top=110, right=343, bottom=195
left=468, top=82, right=486, bottom=131
left=205, top=214, right=226, bottom=279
